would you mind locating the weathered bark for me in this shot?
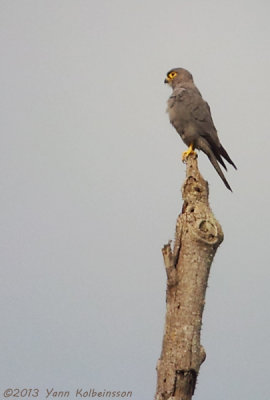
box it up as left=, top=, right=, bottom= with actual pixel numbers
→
left=155, top=153, right=224, bottom=400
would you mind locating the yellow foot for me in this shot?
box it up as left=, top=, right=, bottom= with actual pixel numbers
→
left=182, top=144, right=196, bottom=161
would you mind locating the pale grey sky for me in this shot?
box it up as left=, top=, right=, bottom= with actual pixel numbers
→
left=1, top=1, right=270, bottom=399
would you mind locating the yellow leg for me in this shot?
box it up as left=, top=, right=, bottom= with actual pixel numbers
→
left=182, top=144, right=196, bottom=161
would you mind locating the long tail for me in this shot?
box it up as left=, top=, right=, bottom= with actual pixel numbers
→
left=197, top=137, right=233, bottom=191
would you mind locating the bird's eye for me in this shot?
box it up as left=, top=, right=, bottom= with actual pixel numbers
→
left=168, top=71, right=177, bottom=79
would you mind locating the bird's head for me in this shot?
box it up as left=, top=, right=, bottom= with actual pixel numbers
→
left=164, top=68, right=193, bottom=88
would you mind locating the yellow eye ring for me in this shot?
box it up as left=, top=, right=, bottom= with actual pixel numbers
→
left=168, top=71, right=177, bottom=80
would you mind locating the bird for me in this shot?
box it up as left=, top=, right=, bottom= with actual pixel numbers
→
left=164, top=67, right=236, bottom=191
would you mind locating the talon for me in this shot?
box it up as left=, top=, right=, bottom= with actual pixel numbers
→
left=182, top=144, right=196, bottom=161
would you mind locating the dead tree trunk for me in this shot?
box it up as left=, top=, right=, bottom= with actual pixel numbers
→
left=155, top=153, right=224, bottom=400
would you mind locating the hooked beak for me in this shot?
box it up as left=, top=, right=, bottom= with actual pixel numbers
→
left=164, top=77, right=169, bottom=84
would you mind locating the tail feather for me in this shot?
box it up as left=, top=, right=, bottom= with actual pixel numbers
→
left=213, top=149, right=227, bottom=170
left=197, top=137, right=233, bottom=191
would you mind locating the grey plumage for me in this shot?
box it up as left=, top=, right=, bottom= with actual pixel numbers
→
left=165, top=68, right=236, bottom=191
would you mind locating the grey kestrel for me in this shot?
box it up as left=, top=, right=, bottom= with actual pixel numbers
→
left=164, top=68, right=236, bottom=191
